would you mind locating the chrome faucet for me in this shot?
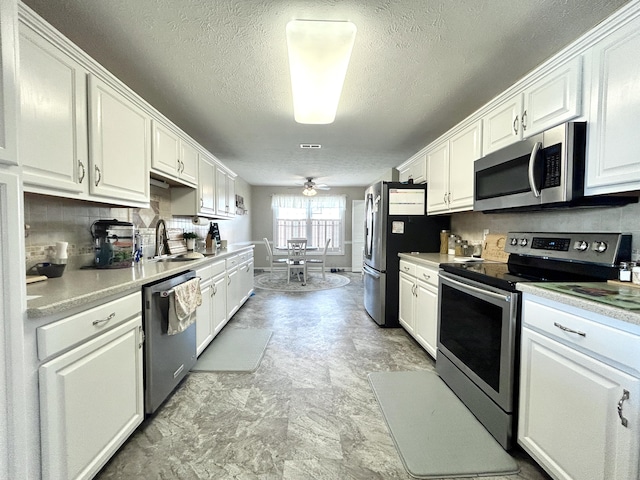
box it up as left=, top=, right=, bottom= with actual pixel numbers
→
left=155, top=219, right=167, bottom=257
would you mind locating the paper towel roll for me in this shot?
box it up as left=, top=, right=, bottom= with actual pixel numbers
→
left=192, top=216, right=206, bottom=225
left=55, top=241, right=68, bottom=259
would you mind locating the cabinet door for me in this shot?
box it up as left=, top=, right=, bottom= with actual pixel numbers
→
left=227, top=175, right=236, bottom=217
left=216, top=165, right=228, bottom=216
left=414, top=280, right=438, bottom=359
left=179, top=139, right=198, bottom=186
left=198, top=154, right=216, bottom=216
left=226, top=267, right=240, bottom=318
left=522, top=56, right=582, bottom=138
left=0, top=0, right=18, bottom=166
left=482, top=93, right=523, bottom=155
left=195, top=280, right=213, bottom=356
left=426, top=141, right=449, bottom=214
left=151, top=120, right=180, bottom=178
left=39, top=317, right=144, bottom=480
left=519, top=328, right=640, bottom=480
left=212, top=273, right=228, bottom=335
left=586, top=15, right=640, bottom=195
left=398, top=272, right=415, bottom=334
left=20, top=22, right=88, bottom=194
left=88, top=75, right=150, bottom=205
left=448, top=121, right=481, bottom=212
left=399, top=155, right=426, bottom=184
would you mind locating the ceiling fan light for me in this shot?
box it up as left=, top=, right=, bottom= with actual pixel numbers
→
left=286, top=20, right=357, bottom=124
left=302, top=187, right=317, bottom=196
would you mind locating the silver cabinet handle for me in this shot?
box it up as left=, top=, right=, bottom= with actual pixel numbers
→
left=212, top=284, right=217, bottom=295
left=403, top=266, right=410, bottom=271
left=618, top=390, right=630, bottom=428
left=93, top=312, right=115, bottom=326
left=422, top=273, right=431, bottom=280
left=553, top=322, right=586, bottom=337
left=78, top=160, right=86, bottom=183
left=443, top=193, right=447, bottom=205
left=522, top=110, right=528, bottom=131
left=447, top=192, right=451, bottom=204
left=513, top=115, right=519, bottom=135
left=94, top=165, right=102, bottom=186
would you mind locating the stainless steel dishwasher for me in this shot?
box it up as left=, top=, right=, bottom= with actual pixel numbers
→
left=143, top=270, right=197, bottom=414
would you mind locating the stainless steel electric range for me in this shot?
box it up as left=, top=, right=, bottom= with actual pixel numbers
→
left=436, top=231, right=632, bottom=449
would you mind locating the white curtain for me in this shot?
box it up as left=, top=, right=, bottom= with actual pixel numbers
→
left=271, top=194, right=346, bottom=209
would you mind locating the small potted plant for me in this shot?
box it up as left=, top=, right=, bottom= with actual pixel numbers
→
left=183, top=232, right=198, bottom=251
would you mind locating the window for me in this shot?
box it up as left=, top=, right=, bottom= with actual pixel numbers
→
left=272, top=194, right=345, bottom=254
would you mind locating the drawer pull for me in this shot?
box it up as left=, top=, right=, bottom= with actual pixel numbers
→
left=553, top=322, right=586, bottom=337
left=618, top=389, right=630, bottom=428
left=422, top=273, right=431, bottom=280
left=93, top=312, right=115, bottom=326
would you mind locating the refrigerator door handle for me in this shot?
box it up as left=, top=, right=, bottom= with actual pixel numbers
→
left=363, top=264, right=381, bottom=279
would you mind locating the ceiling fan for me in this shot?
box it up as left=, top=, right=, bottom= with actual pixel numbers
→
left=298, top=177, right=330, bottom=196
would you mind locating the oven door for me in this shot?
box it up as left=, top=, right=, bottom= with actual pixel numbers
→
left=437, top=271, right=519, bottom=412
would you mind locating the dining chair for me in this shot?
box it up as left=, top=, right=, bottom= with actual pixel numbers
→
left=307, top=238, right=331, bottom=279
left=286, top=238, right=307, bottom=284
left=263, top=238, right=286, bottom=278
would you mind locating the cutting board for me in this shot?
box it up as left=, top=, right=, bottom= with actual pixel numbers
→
left=26, top=275, right=48, bottom=284
left=166, top=229, right=187, bottom=254
left=482, top=234, right=510, bottom=262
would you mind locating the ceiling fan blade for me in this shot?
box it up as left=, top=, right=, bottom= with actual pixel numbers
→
left=315, top=185, right=330, bottom=190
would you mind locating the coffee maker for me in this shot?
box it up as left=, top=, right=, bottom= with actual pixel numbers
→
left=90, top=220, right=139, bottom=268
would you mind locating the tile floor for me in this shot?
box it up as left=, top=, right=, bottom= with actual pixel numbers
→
left=96, top=273, right=551, bottom=480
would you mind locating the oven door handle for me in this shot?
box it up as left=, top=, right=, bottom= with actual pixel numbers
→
left=442, top=275, right=511, bottom=303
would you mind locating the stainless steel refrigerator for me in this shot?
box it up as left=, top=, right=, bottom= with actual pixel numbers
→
left=363, top=181, right=449, bottom=327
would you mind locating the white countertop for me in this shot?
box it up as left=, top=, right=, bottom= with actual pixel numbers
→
left=397, top=252, right=455, bottom=268
left=517, top=282, right=640, bottom=327
left=26, top=245, right=254, bottom=319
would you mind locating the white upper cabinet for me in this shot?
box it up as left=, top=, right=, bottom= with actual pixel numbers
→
left=398, top=154, right=426, bottom=184
left=482, top=93, right=523, bottom=155
left=585, top=10, right=640, bottom=195
left=482, top=56, right=582, bottom=156
left=216, top=164, right=236, bottom=218
left=19, top=20, right=88, bottom=194
left=427, top=120, right=481, bottom=215
left=151, top=120, right=198, bottom=187
left=198, top=152, right=216, bottom=216
left=88, top=74, right=150, bottom=206
left=0, top=0, right=18, bottom=166
left=522, top=56, right=582, bottom=137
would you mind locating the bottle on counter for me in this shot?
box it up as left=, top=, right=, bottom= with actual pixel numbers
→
left=206, top=222, right=214, bottom=249
left=619, top=262, right=631, bottom=282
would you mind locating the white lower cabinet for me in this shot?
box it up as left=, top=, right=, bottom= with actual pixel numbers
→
left=398, top=260, right=439, bottom=358
left=38, top=293, right=143, bottom=480
left=195, top=260, right=227, bottom=355
left=519, top=296, right=640, bottom=480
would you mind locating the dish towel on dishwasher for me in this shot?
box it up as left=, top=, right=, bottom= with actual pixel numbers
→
left=168, top=278, right=202, bottom=335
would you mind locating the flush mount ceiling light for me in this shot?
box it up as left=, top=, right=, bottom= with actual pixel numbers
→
left=302, top=187, right=318, bottom=196
left=286, top=20, right=357, bottom=124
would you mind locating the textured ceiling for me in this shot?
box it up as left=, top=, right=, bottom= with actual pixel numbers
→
left=22, top=0, right=631, bottom=188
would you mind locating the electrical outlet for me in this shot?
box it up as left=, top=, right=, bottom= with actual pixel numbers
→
left=633, top=249, right=639, bottom=261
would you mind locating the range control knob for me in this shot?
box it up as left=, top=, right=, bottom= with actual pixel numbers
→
left=593, top=241, right=608, bottom=253
left=575, top=241, right=589, bottom=251
left=519, top=238, right=528, bottom=247
left=510, top=237, right=518, bottom=246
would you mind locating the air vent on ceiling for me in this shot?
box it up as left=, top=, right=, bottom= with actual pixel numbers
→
left=300, top=144, right=321, bottom=149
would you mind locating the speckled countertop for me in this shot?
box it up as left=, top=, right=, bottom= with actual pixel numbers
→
left=517, top=282, right=640, bottom=327
left=397, top=252, right=455, bottom=268
left=26, top=245, right=254, bottom=319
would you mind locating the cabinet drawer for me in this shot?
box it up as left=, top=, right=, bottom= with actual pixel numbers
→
left=416, top=264, right=439, bottom=287
left=523, top=299, right=640, bottom=373
left=210, top=259, right=225, bottom=277
left=37, top=292, right=141, bottom=361
left=196, top=264, right=213, bottom=281
left=226, top=254, right=240, bottom=270
left=399, top=260, right=416, bottom=277
left=239, top=251, right=253, bottom=262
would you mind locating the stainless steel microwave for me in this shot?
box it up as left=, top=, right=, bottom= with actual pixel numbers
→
left=474, top=122, right=587, bottom=212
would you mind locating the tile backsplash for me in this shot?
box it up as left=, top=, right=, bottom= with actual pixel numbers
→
left=24, top=186, right=215, bottom=270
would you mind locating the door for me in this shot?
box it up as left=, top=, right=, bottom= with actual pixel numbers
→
left=482, top=93, right=523, bottom=155
left=0, top=0, right=18, bottom=166
left=212, top=273, right=227, bottom=335
left=426, top=141, right=449, bottom=213
left=88, top=75, right=150, bottom=205
left=39, top=317, right=144, bottom=480
left=415, top=279, right=438, bottom=359
left=198, top=154, right=216, bottom=216
left=195, top=280, right=213, bottom=356
left=448, top=121, right=481, bottom=211
left=20, top=22, right=88, bottom=193
left=363, top=182, right=385, bottom=271
left=351, top=200, right=365, bottom=272
left=519, top=327, right=640, bottom=480
left=152, top=120, right=180, bottom=178
left=398, top=272, right=415, bottom=334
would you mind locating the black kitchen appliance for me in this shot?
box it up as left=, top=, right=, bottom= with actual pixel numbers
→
left=90, top=219, right=139, bottom=268
left=363, top=181, right=449, bottom=327
left=437, top=231, right=631, bottom=449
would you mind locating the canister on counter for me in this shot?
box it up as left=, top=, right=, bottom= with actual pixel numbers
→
left=440, top=230, right=450, bottom=254
left=619, top=262, right=631, bottom=282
